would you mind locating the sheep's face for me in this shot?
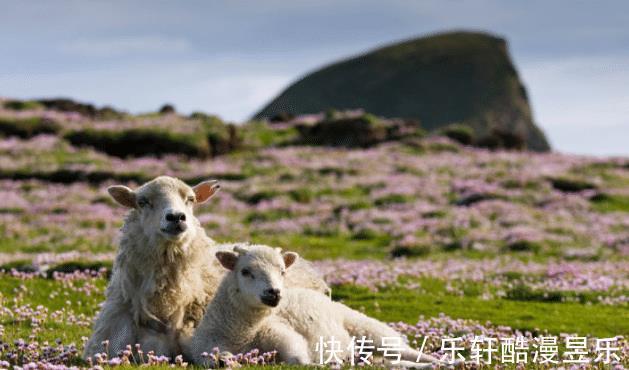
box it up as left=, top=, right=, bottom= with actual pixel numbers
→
left=107, top=176, right=220, bottom=244
left=216, top=246, right=298, bottom=309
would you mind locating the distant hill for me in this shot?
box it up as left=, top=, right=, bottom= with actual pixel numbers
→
left=254, top=31, right=550, bottom=152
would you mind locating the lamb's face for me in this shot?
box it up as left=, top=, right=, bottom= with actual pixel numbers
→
left=107, top=176, right=220, bottom=244
left=216, top=246, right=298, bottom=309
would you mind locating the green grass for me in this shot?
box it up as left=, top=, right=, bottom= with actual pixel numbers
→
left=591, top=194, right=629, bottom=213
left=250, top=233, right=390, bottom=260
left=0, top=276, right=105, bottom=342
left=1, top=274, right=626, bottom=367
left=334, top=284, right=629, bottom=337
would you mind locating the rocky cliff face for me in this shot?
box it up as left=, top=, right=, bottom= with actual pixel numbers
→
left=254, top=31, right=550, bottom=152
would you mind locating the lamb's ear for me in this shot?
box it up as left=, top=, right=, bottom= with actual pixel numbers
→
left=108, top=185, right=137, bottom=208
left=193, top=180, right=220, bottom=204
left=282, top=252, right=299, bottom=269
left=216, top=251, right=238, bottom=271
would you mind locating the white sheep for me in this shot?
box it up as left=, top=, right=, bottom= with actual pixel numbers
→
left=84, top=176, right=329, bottom=361
left=187, top=244, right=443, bottom=368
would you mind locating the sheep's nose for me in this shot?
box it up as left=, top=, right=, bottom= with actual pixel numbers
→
left=165, top=211, right=186, bottom=223
left=264, top=288, right=280, bottom=297
left=261, top=288, right=281, bottom=307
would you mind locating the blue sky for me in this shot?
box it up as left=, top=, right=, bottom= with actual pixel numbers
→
left=1, top=1, right=627, bottom=155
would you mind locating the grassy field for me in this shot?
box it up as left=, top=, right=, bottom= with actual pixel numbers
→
left=1, top=267, right=627, bottom=368
left=0, top=104, right=627, bottom=368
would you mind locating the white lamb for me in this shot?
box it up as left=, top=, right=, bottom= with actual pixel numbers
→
left=84, top=176, right=329, bottom=361
left=187, top=244, right=443, bottom=368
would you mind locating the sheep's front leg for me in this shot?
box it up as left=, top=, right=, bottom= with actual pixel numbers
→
left=84, top=303, right=136, bottom=360
left=257, top=322, right=310, bottom=365
left=137, top=324, right=179, bottom=359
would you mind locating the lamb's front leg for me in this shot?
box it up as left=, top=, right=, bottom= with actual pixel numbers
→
left=256, top=322, right=311, bottom=365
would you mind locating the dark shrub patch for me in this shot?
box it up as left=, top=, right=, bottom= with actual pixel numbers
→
left=477, top=128, right=526, bottom=151
left=351, top=228, right=380, bottom=240
left=288, top=188, right=314, bottom=203
left=159, top=104, right=176, bottom=114
left=590, top=192, right=610, bottom=202
left=46, top=260, right=113, bottom=279
left=506, top=285, right=565, bottom=303
left=193, top=114, right=243, bottom=155
left=190, top=111, right=210, bottom=119
left=0, top=116, right=61, bottom=138
left=439, top=124, right=475, bottom=145
left=386, top=119, right=425, bottom=141
left=549, top=177, right=597, bottom=192
left=390, top=244, right=431, bottom=257
left=3, top=100, right=43, bottom=111
left=244, top=209, right=292, bottom=223
left=0, top=260, right=37, bottom=273
left=235, top=190, right=279, bottom=205
left=317, top=166, right=358, bottom=177
left=476, top=133, right=501, bottom=150
left=0, top=168, right=247, bottom=186
left=505, top=240, right=541, bottom=253
left=422, top=210, right=446, bottom=218
left=0, top=168, right=148, bottom=184
left=375, top=193, right=412, bottom=206
left=64, top=128, right=210, bottom=158
left=207, top=124, right=241, bottom=156
left=455, top=193, right=498, bottom=206
left=36, top=98, right=124, bottom=119
left=297, top=114, right=388, bottom=148
left=0, top=207, right=23, bottom=214
left=97, top=106, right=124, bottom=120
left=500, top=271, right=525, bottom=281
left=346, top=201, right=372, bottom=211
left=295, top=114, right=424, bottom=148
left=442, top=240, right=464, bottom=251
left=38, top=98, right=97, bottom=116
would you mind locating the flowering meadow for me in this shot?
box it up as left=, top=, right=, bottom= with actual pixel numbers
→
left=0, top=105, right=627, bottom=368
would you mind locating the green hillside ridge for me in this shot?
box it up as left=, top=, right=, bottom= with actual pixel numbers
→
left=254, top=31, right=550, bottom=152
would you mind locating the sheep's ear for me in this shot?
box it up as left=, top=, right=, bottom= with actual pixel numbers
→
left=282, top=252, right=299, bottom=269
left=193, top=180, right=220, bottom=204
left=108, top=185, right=137, bottom=208
left=216, top=251, right=238, bottom=271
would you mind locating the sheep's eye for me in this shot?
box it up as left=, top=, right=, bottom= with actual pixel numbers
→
left=186, top=195, right=195, bottom=205
left=241, top=269, right=252, bottom=278
left=280, top=269, right=286, bottom=276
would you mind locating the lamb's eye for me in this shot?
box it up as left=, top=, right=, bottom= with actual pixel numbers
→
left=186, top=196, right=195, bottom=204
left=137, top=197, right=150, bottom=208
left=280, top=269, right=286, bottom=276
left=241, top=269, right=252, bottom=278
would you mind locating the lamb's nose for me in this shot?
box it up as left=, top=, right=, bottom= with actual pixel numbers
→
left=264, top=288, right=280, bottom=297
left=165, top=211, right=186, bottom=223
